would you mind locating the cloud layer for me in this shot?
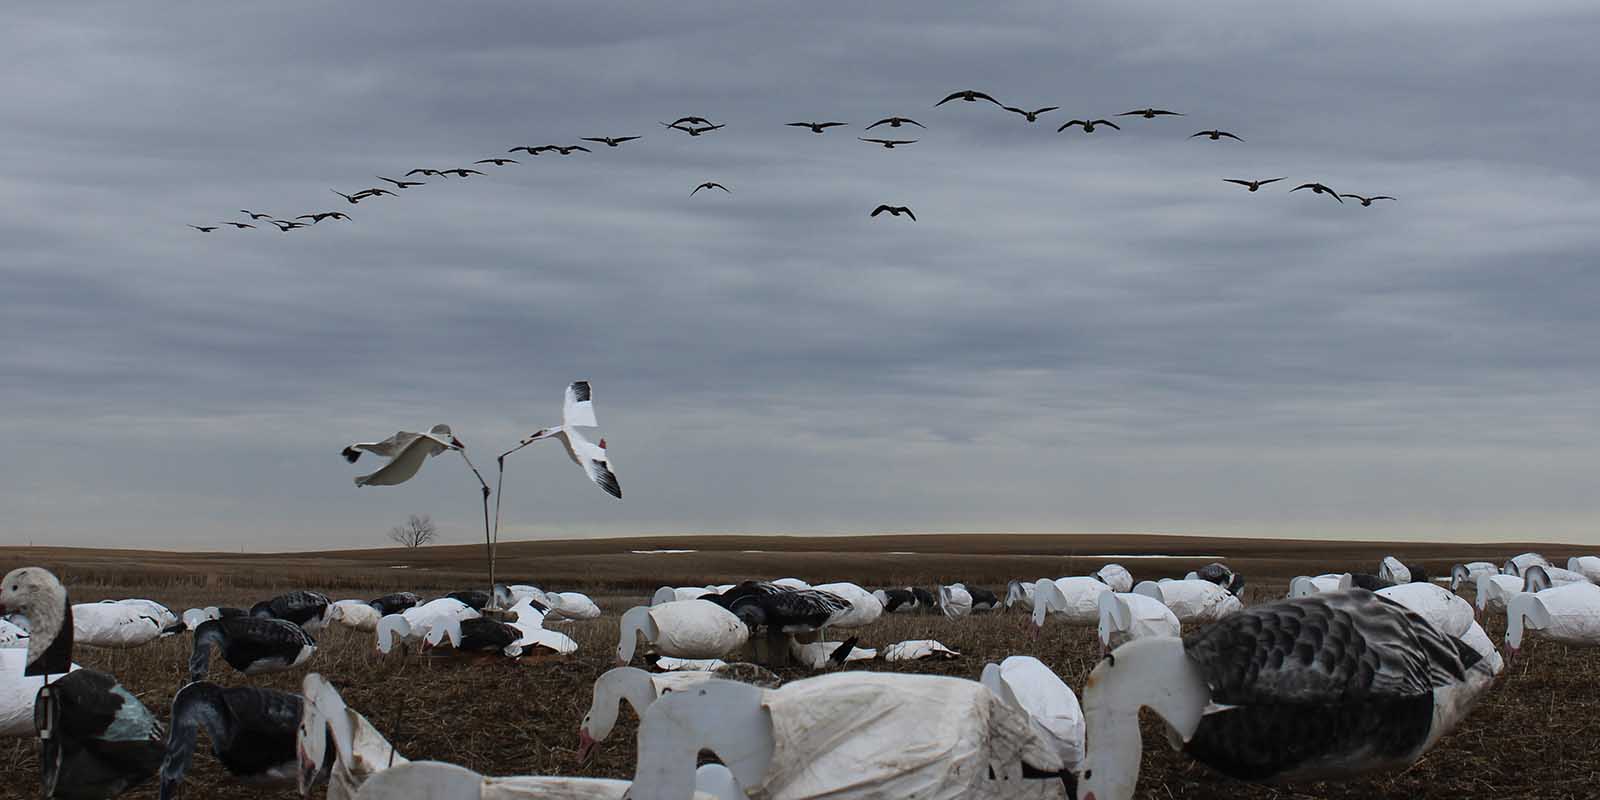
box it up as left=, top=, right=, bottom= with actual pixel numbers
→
left=4, top=2, right=1598, bottom=549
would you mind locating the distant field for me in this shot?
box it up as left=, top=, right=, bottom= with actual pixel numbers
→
left=2, top=534, right=1598, bottom=799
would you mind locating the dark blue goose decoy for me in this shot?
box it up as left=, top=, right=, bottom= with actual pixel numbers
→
left=189, top=616, right=316, bottom=683
left=158, top=682, right=302, bottom=799
left=704, top=582, right=851, bottom=632
left=250, top=590, right=330, bottom=631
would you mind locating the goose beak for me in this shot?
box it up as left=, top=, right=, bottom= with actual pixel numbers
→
left=576, top=729, right=598, bottom=765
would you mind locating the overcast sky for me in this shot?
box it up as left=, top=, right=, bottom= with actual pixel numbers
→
left=4, top=2, right=1598, bottom=551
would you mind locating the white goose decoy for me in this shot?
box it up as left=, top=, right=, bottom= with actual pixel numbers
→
left=1005, top=579, right=1038, bottom=612
left=1131, top=579, right=1241, bottom=625
left=617, top=601, right=749, bottom=664
left=1096, top=592, right=1179, bottom=654
left=342, top=424, right=462, bottom=487
left=1092, top=565, right=1133, bottom=594
left=1567, top=556, right=1600, bottom=583
left=1377, top=556, right=1413, bottom=584
left=1475, top=571, right=1527, bottom=617
left=1502, top=552, right=1551, bottom=576
left=626, top=672, right=1073, bottom=800
left=1449, top=562, right=1499, bottom=592
left=1074, top=591, right=1498, bottom=800
left=545, top=592, right=603, bottom=622
left=297, top=673, right=407, bottom=799
left=1287, top=574, right=1343, bottom=598
left=1372, top=582, right=1502, bottom=674
left=115, top=598, right=180, bottom=634
left=939, top=583, right=974, bottom=618
left=879, top=639, right=960, bottom=661
left=652, top=586, right=713, bottom=605
left=1, top=647, right=82, bottom=736
left=0, top=616, right=28, bottom=648
left=810, top=582, right=883, bottom=628
left=1506, top=580, right=1600, bottom=657
left=181, top=607, right=221, bottom=631
left=771, top=577, right=811, bottom=590
left=577, top=665, right=782, bottom=763
left=353, top=759, right=737, bottom=800
left=980, top=655, right=1085, bottom=771
left=72, top=600, right=169, bottom=648
left=327, top=600, right=382, bottom=632
left=790, top=638, right=876, bottom=669
left=375, top=597, right=480, bottom=654
left=1031, top=577, right=1112, bottom=631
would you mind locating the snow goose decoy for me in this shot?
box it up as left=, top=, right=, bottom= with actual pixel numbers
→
left=627, top=673, right=1071, bottom=800
left=432, top=597, right=577, bottom=657
left=871, top=587, right=920, bottom=613
left=71, top=600, right=169, bottom=648
left=1032, top=577, right=1113, bottom=632
left=367, top=592, right=419, bottom=616
left=0, top=567, right=165, bottom=795
left=980, top=655, right=1085, bottom=771
left=375, top=597, right=480, bottom=655
left=296, top=673, right=406, bottom=799
left=577, top=665, right=782, bottom=763
left=158, top=682, right=302, bottom=799
left=1503, top=552, right=1552, bottom=577
left=1075, top=590, right=1498, bottom=800
left=190, top=616, right=316, bottom=682
left=616, top=600, right=749, bottom=665
left=810, top=582, right=883, bottom=628
left=1288, top=574, right=1343, bottom=597
left=1450, top=562, right=1499, bottom=592
left=1370, top=581, right=1501, bottom=675
left=1004, top=580, right=1037, bottom=612
left=1475, top=571, right=1527, bottom=618
left=879, top=639, right=960, bottom=661
left=1093, top=564, right=1134, bottom=593
left=343, top=424, right=476, bottom=489
left=652, top=586, right=714, bottom=605
left=939, top=583, right=974, bottom=618
left=1506, top=580, right=1600, bottom=659
left=354, top=759, right=737, bottom=800
left=1378, top=556, right=1426, bottom=585
left=251, top=590, right=331, bottom=631
left=545, top=591, right=603, bottom=621
left=703, top=581, right=851, bottom=633
left=1, top=648, right=82, bottom=737
left=1097, top=591, right=1180, bottom=654
left=789, top=638, right=875, bottom=670
left=1188, top=562, right=1245, bottom=596
left=1568, top=556, right=1600, bottom=583
left=327, top=600, right=382, bottom=632
left=1132, top=579, right=1242, bottom=625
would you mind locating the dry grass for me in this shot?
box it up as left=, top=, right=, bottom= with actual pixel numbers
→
left=2, top=536, right=1598, bottom=799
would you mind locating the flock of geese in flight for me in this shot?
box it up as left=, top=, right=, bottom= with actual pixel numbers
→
left=186, top=89, right=1394, bottom=233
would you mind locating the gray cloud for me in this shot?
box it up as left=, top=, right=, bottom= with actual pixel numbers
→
left=3, top=2, right=1598, bottom=550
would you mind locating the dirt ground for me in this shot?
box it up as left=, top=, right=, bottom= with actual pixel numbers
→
left=2, top=534, right=1597, bottom=799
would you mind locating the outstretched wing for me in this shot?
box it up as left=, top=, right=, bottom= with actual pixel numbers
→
left=562, top=381, right=598, bottom=429
left=563, top=425, right=620, bottom=499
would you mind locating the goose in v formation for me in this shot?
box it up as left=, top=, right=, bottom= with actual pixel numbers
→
left=0, top=567, right=165, bottom=797
left=1075, top=590, right=1497, bottom=800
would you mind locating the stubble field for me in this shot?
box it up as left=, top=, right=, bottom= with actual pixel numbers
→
left=2, top=533, right=1597, bottom=799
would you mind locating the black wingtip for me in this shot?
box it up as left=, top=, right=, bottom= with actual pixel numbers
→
left=571, top=381, right=592, bottom=402
left=341, top=447, right=361, bottom=463
left=828, top=636, right=860, bottom=665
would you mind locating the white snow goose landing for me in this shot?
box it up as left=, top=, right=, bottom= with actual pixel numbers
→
left=0, top=567, right=165, bottom=796
left=342, top=424, right=463, bottom=487
left=1505, top=579, right=1600, bottom=660
left=158, top=682, right=302, bottom=799
left=1075, top=590, right=1497, bottom=800
left=577, top=665, right=782, bottom=764
left=252, top=590, right=331, bottom=631
left=617, top=600, right=749, bottom=665
left=626, top=672, right=1074, bottom=800
left=189, top=616, right=316, bottom=682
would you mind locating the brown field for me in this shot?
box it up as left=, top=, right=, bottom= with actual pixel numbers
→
left=3, top=533, right=1598, bottom=799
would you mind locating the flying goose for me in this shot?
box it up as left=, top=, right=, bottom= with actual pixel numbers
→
left=221, top=221, right=256, bottom=229
left=1075, top=590, right=1497, bottom=800
left=1118, top=108, right=1183, bottom=118
left=495, top=381, right=622, bottom=502
left=865, top=116, right=924, bottom=129
left=691, top=182, right=730, bottom=195
left=341, top=424, right=462, bottom=487
left=375, top=176, right=424, bottom=188
left=295, top=212, right=350, bottom=224
left=1190, top=129, right=1242, bottom=141
left=404, top=168, right=445, bottom=177
left=665, top=116, right=714, bottom=128
left=435, top=169, right=484, bottom=178
left=239, top=210, right=274, bottom=220
left=1340, top=194, right=1396, bottom=206
left=188, top=225, right=218, bottom=232
left=330, top=189, right=364, bottom=204
left=581, top=136, right=641, bottom=147
left=668, top=123, right=725, bottom=136
left=859, top=137, right=917, bottom=148
left=507, top=146, right=542, bottom=155
left=549, top=145, right=593, bottom=155
left=1002, top=105, right=1059, bottom=122
left=158, top=682, right=302, bottom=800
left=1058, top=119, right=1120, bottom=133
left=1223, top=177, right=1285, bottom=192
left=786, top=121, right=847, bottom=133
left=0, top=568, right=165, bottom=796
left=1291, top=182, right=1343, bottom=202
left=935, top=89, right=1001, bottom=106
left=474, top=157, right=519, bottom=166
left=269, top=219, right=308, bottom=232
left=189, top=616, right=316, bottom=682
left=870, top=204, right=916, bottom=220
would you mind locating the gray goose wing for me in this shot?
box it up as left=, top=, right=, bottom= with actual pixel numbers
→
left=1179, top=590, right=1472, bottom=781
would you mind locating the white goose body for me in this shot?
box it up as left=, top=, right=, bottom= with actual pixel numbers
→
left=980, top=655, right=1085, bottom=770
left=577, top=666, right=782, bottom=761
left=375, top=598, right=479, bottom=654
left=1567, top=556, right=1600, bottom=583
left=1377, top=556, right=1413, bottom=584
left=72, top=601, right=167, bottom=648
left=652, top=586, right=713, bottom=605
left=628, top=672, right=1072, bottom=800
left=810, top=582, right=882, bottom=628
left=353, top=760, right=736, bottom=799
left=0, top=648, right=81, bottom=736
left=1076, top=590, right=1496, bottom=800
left=1449, top=562, right=1498, bottom=592
left=1097, top=591, right=1180, bottom=653
left=616, top=601, right=749, bottom=664
left=1093, top=564, right=1133, bottom=593
left=1132, top=579, right=1241, bottom=624
left=328, top=600, right=382, bottom=632
left=1032, top=577, right=1111, bottom=629
left=1005, top=579, right=1038, bottom=611
left=880, top=639, right=960, bottom=661
left=939, top=583, right=974, bottom=618
left=1506, top=580, right=1600, bottom=653
left=545, top=592, right=603, bottom=622
left=1288, top=574, right=1343, bottom=597
left=1476, top=572, right=1524, bottom=616
left=1503, top=552, right=1551, bottom=576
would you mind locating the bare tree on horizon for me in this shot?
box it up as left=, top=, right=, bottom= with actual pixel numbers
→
left=388, top=513, right=438, bottom=549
